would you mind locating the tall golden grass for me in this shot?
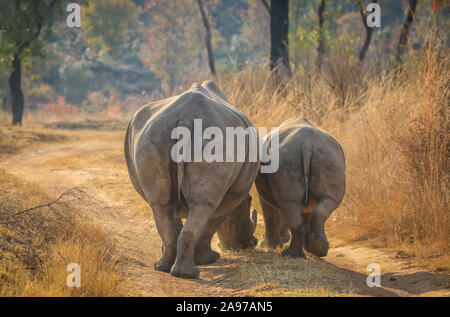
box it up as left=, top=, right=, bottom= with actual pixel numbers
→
left=0, top=169, right=124, bottom=296
left=219, top=37, right=449, bottom=269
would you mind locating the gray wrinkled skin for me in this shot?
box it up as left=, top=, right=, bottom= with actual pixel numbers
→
left=255, top=117, right=346, bottom=258
left=124, top=80, right=259, bottom=279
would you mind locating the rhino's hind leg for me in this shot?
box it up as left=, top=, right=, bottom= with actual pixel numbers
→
left=153, top=205, right=180, bottom=273
left=161, top=217, right=183, bottom=254
left=280, top=203, right=306, bottom=258
left=260, top=198, right=289, bottom=249
left=306, top=197, right=338, bottom=257
left=195, top=216, right=224, bottom=265
left=171, top=203, right=214, bottom=279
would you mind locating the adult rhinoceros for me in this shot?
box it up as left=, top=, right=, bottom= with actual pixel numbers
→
left=124, top=80, right=259, bottom=278
left=255, top=117, right=346, bottom=258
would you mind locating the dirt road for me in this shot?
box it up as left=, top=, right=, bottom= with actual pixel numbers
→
left=2, top=132, right=448, bottom=297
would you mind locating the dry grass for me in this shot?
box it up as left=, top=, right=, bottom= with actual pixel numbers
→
left=0, top=169, right=125, bottom=296
left=44, top=118, right=128, bottom=131
left=219, top=36, right=449, bottom=271
left=0, top=126, right=72, bottom=158
left=217, top=248, right=359, bottom=297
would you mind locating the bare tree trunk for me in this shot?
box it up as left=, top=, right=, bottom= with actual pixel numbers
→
left=316, top=0, right=326, bottom=73
left=358, top=0, right=377, bottom=63
left=396, top=0, right=418, bottom=65
left=197, top=0, right=216, bottom=76
left=270, top=0, right=292, bottom=83
left=9, top=54, right=24, bottom=126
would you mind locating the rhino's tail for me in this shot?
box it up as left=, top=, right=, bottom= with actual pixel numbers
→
left=176, top=160, right=184, bottom=217
left=302, top=140, right=312, bottom=206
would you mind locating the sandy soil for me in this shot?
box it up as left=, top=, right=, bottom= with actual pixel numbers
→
left=1, top=135, right=448, bottom=297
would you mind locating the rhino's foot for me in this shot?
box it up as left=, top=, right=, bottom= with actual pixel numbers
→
left=154, top=258, right=173, bottom=273
left=261, top=238, right=283, bottom=249
left=306, top=233, right=329, bottom=257
left=170, top=262, right=200, bottom=279
left=195, top=250, right=220, bottom=265
left=281, top=231, right=291, bottom=244
left=281, top=246, right=306, bottom=259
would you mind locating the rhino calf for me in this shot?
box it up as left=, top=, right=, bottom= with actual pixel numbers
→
left=125, top=81, right=259, bottom=279
left=256, top=117, right=346, bottom=258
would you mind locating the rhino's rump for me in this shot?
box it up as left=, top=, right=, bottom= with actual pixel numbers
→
left=125, top=83, right=259, bottom=219
left=262, top=120, right=345, bottom=208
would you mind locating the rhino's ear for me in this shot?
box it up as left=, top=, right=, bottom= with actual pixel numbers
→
left=251, top=209, right=257, bottom=227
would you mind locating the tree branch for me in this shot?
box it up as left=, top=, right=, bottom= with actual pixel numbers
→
left=85, top=56, right=152, bottom=76
left=197, top=0, right=216, bottom=76
left=358, top=0, right=377, bottom=62
left=396, top=0, right=418, bottom=65
left=316, top=0, right=326, bottom=73
left=16, top=0, right=61, bottom=55
left=260, top=0, right=271, bottom=15
left=11, top=187, right=85, bottom=217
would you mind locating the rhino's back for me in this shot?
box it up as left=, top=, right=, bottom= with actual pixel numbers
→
left=142, top=86, right=250, bottom=145
left=278, top=117, right=344, bottom=167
